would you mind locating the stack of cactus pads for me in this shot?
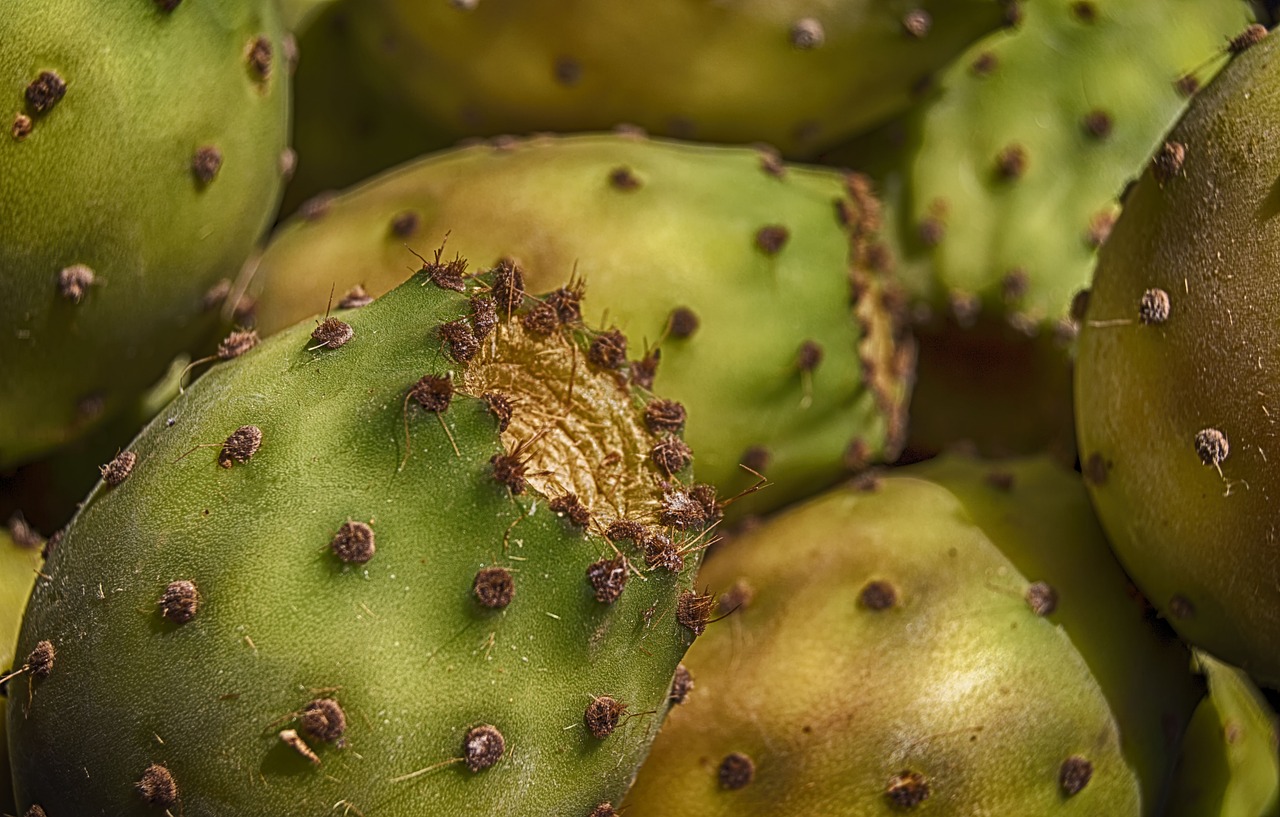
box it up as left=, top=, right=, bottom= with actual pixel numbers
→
left=2, top=0, right=1278, bottom=815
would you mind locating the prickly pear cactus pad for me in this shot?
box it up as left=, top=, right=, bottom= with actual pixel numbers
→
left=852, top=0, right=1249, bottom=327
left=1075, top=25, right=1280, bottom=687
left=1169, top=652, right=1280, bottom=817
left=250, top=135, right=911, bottom=517
left=0, top=0, right=291, bottom=468
left=823, top=0, right=1250, bottom=455
left=289, top=0, right=1011, bottom=186
left=7, top=267, right=704, bottom=816
left=624, top=456, right=1202, bottom=816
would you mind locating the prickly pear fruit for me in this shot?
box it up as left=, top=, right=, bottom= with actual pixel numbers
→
left=864, top=0, right=1249, bottom=325
left=0, top=0, right=291, bottom=467
left=1169, top=652, right=1279, bottom=817
left=1075, top=24, right=1280, bottom=686
left=7, top=259, right=707, bottom=816
left=279, top=0, right=1014, bottom=209
left=826, top=0, right=1250, bottom=456
left=252, top=135, right=911, bottom=517
left=624, top=456, right=1201, bottom=815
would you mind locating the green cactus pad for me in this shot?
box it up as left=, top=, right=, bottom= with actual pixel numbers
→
left=1169, top=652, right=1280, bottom=817
left=0, top=352, right=188, bottom=535
left=8, top=265, right=704, bottom=815
left=854, top=0, right=1249, bottom=325
left=624, top=456, right=1200, bottom=815
left=1075, top=25, right=1280, bottom=687
left=0, top=0, right=291, bottom=467
left=251, top=135, right=911, bottom=517
left=826, top=0, right=1250, bottom=456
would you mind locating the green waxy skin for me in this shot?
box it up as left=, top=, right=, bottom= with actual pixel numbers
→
left=624, top=456, right=1201, bottom=816
left=1075, top=26, right=1280, bottom=687
left=279, top=0, right=336, bottom=31
left=8, top=267, right=703, bottom=816
left=826, top=0, right=1250, bottom=455
left=1170, top=652, right=1280, bottom=817
left=0, top=0, right=291, bottom=468
left=278, top=0, right=1012, bottom=210
left=250, top=135, right=911, bottom=518
left=0, top=524, right=43, bottom=674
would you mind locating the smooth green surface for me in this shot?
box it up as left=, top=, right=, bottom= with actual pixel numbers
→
left=9, top=273, right=698, bottom=815
left=252, top=135, right=910, bottom=517
left=0, top=353, right=188, bottom=534
left=0, top=529, right=40, bottom=817
left=0, top=0, right=290, bottom=467
left=625, top=457, right=1199, bottom=816
left=1170, top=653, right=1280, bottom=817
left=1076, top=28, right=1280, bottom=687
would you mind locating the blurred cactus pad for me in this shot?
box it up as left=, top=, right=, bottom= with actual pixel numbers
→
left=1169, top=652, right=1279, bottom=817
left=247, top=135, right=912, bottom=517
left=279, top=0, right=1016, bottom=210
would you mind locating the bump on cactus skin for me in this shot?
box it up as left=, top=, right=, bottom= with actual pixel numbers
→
left=1169, top=652, right=1280, bottom=817
left=277, top=0, right=1015, bottom=212
left=624, top=456, right=1201, bottom=816
left=0, top=0, right=291, bottom=467
left=252, top=135, right=912, bottom=517
left=825, top=0, right=1251, bottom=457
left=1075, top=26, right=1280, bottom=687
left=9, top=265, right=703, bottom=816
